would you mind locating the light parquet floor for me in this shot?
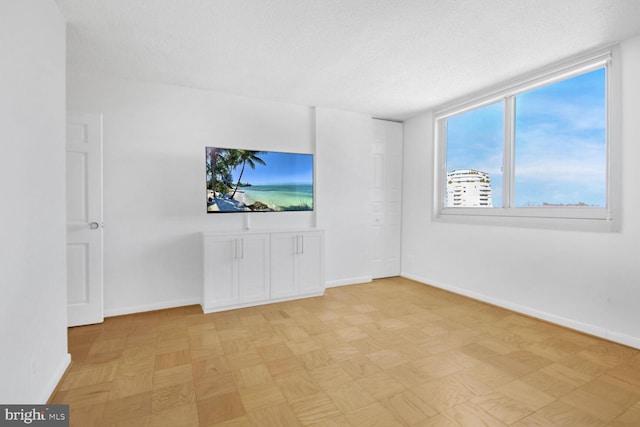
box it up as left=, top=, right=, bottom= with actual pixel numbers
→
left=51, top=277, right=640, bottom=426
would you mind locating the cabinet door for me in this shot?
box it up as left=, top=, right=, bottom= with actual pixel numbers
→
left=237, top=234, right=270, bottom=303
left=299, top=232, right=325, bottom=295
left=203, top=235, right=238, bottom=308
left=270, top=232, right=298, bottom=298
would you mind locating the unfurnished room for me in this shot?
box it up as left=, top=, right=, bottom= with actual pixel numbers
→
left=2, top=0, right=640, bottom=425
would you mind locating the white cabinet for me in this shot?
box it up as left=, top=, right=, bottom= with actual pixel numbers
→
left=203, top=233, right=269, bottom=311
left=203, top=234, right=236, bottom=308
left=270, top=233, right=297, bottom=298
left=271, top=231, right=324, bottom=298
left=202, top=230, right=324, bottom=313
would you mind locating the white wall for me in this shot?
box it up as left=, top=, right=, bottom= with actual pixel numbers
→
left=316, top=108, right=373, bottom=286
left=401, top=35, right=640, bottom=349
left=67, top=74, right=374, bottom=314
left=0, top=0, right=69, bottom=403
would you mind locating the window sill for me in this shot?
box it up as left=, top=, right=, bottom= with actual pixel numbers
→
left=435, top=208, right=618, bottom=233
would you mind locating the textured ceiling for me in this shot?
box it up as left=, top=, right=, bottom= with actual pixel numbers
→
left=55, top=0, right=640, bottom=121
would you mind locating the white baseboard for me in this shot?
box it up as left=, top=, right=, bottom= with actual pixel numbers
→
left=42, top=353, right=71, bottom=404
left=201, top=291, right=325, bottom=314
left=325, top=276, right=372, bottom=288
left=104, top=278, right=375, bottom=316
left=104, top=297, right=202, bottom=318
left=607, top=331, right=640, bottom=350
left=401, top=272, right=640, bottom=350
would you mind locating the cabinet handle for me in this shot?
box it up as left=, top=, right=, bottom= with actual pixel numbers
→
left=233, top=238, right=244, bottom=259
left=235, top=238, right=243, bottom=259
left=294, top=235, right=304, bottom=254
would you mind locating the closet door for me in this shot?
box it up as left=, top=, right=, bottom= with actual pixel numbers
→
left=371, top=119, right=403, bottom=279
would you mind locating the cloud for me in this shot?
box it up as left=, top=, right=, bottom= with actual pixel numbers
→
left=444, top=67, right=607, bottom=206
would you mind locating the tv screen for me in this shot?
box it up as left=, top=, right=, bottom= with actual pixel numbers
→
left=206, top=147, right=314, bottom=213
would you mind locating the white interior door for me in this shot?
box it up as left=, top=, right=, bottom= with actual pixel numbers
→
left=371, top=119, right=403, bottom=279
left=66, top=112, right=104, bottom=327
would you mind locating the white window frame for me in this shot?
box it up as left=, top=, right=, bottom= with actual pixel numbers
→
left=433, top=46, right=621, bottom=232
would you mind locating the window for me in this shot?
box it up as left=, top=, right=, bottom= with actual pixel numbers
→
left=434, top=48, right=619, bottom=231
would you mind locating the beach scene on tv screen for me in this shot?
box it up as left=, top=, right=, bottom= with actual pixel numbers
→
left=206, top=147, right=313, bottom=213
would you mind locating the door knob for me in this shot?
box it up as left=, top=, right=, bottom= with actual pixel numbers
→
left=89, top=222, right=100, bottom=229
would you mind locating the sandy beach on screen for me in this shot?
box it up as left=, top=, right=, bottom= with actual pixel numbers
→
left=207, top=190, right=247, bottom=212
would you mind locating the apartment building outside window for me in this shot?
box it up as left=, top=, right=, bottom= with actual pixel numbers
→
left=446, top=169, right=492, bottom=207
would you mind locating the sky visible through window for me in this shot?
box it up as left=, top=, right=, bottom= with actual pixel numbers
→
left=446, top=68, right=606, bottom=208
left=446, top=102, right=504, bottom=206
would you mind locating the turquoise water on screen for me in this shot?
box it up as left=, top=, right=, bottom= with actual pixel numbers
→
left=241, top=184, right=313, bottom=210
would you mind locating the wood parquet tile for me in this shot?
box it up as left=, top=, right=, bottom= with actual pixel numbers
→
left=50, top=277, right=640, bottom=426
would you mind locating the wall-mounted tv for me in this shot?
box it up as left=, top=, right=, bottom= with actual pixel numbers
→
left=206, top=147, right=314, bottom=213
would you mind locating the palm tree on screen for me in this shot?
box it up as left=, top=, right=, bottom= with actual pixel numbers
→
left=230, top=150, right=266, bottom=199
left=217, top=150, right=239, bottom=196
left=207, top=147, right=223, bottom=199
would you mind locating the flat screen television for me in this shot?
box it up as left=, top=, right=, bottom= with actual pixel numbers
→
left=206, top=147, right=314, bottom=213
